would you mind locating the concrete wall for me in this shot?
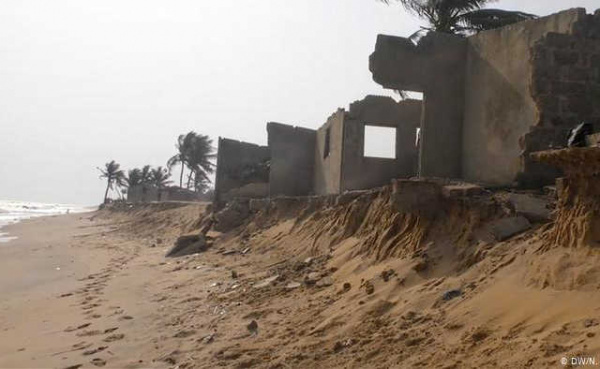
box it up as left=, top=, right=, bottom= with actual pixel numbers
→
left=127, top=184, right=158, bottom=203
left=314, top=109, right=344, bottom=195
left=462, top=8, right=588, bottom=187
left=370, top=32, right=467, bottom=179
left=127, top=185, right=200, bottom=203
left=214, top=138, right=270, bottom=208
left=267, top=122, right=316, bottom=197
left=524, top=14, right=600, bottom=187
left=341, top=96, right=422, bottom=191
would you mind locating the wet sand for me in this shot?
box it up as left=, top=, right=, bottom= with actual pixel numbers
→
left=0, top=210, right=213, bottom=369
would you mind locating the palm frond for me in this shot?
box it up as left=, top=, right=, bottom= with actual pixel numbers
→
left=378, top=0, right=534, bottom=35
left=458, top=8, right=537, bottom=32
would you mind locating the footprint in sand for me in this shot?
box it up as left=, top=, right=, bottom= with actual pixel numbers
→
left=82, top=303, right=101, bottom=311
left=103, top=333, right=125, bottom=342
left=90, top=358, right=106, bottom=367
left=82, top=346, right=108, bottom=356
left=118, top=315, right=134, bottom=321
left=76, top=330, right=102, bottom=337
left=62, top=364, right=83, bottom=369
left=64, top=323, right=92, bottom=332
left=103, top=327, right=119, bottom=334
left=72, top=342, right=93, bottom=350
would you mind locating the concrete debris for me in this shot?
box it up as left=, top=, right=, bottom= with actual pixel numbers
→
left=316, top=276, right=333, bottom=287
left=213, top=200, right=250, bottom=233
left=392, top=179, right=442, bottom=217
left=333, top=339, right=356, bottom=353
left=165, top=234, right=208, bottom=258
left=488, top=216, right=532, bottom=241
left=247, top=320, right=258, bottom=336
left=442, top=289, right=462, bottom=301
left=304, top=272, right=321, bottom=285
left=343, top=282, right=352, bottom=292
left=286, top=282, right=302, bottom=290
left=508, top=193, right=552, bottom=222
left=253, top=275, right=279, bottom=289
left=442, top=183, right=484, bottom=198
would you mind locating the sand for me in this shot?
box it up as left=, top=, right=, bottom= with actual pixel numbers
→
left=1, top=200, right=600, bottom=368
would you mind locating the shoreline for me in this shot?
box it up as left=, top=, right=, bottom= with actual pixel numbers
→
left=0, top=204, right=94, bottom=243
left=0, top=203, right=214, bottom=369
left=0, top=211, right=132, bottom=368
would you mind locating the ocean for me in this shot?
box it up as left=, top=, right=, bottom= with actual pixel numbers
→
left=0, top=200, right=93, bottom=243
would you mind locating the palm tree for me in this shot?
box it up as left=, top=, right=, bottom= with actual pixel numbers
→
left=194, top=175, right=211, bottom=194
left=125, top=168, right=143, bottom=188
left=150, top=166, right=172, bottom=188
left=97, top=160, right=125, bottom=204
left=380, top=0, right=536, bottom=38
left=167, top=132, right=197, bottom=188
left=140, top=165, right=153, bottom=185
left=186, top=134, right=216, bottom=190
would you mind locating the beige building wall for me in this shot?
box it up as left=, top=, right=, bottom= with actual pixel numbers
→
left=314, top=109, right=344, bottom=195
left=462, top=8, right=586, bottom=186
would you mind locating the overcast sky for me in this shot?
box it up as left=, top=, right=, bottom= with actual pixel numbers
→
left=0, top=0, right=597, bottom=205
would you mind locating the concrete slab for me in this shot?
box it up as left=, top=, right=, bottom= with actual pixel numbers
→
left=488, top=216, right=532, bottom=241
left=508, top=193, right=552, bottom=222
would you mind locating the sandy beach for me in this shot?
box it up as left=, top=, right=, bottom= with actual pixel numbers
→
left=0, top=205, right=214, bottom=369
left=2, top=200, right=600, bottom=369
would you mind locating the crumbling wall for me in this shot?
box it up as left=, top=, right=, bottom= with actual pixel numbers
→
left=341, top=96, right=422, bottom=191
left=525, top=13, right=600, bottom=187
left=314, top=109, right=344, bottom=195
left=462, top=8, right=597, bottom=188
left=370, top=32, right=467, bottom=179
left=267, top=122, right=316, bottom=197
left=214, top=138, right=270, bottom=209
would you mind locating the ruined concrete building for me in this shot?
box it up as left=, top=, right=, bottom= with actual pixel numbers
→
left=370, top=7, right=600, bottom=188
left=214, top=96, right=422, bottom=208
left=215, top=7, right=600, bottom=208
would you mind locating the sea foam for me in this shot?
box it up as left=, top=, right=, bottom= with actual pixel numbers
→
left=0, top=200, right=92, bottom=243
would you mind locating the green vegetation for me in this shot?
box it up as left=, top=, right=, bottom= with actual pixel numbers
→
left=150, top=166, right=172, bottom=188
left=98, top=132, right=215, bottom=203
left=97, top=160, right=126, bottom=204
left=381, top=0, right=536, bottom=38
left=167, top=131, right=216, bottom=189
